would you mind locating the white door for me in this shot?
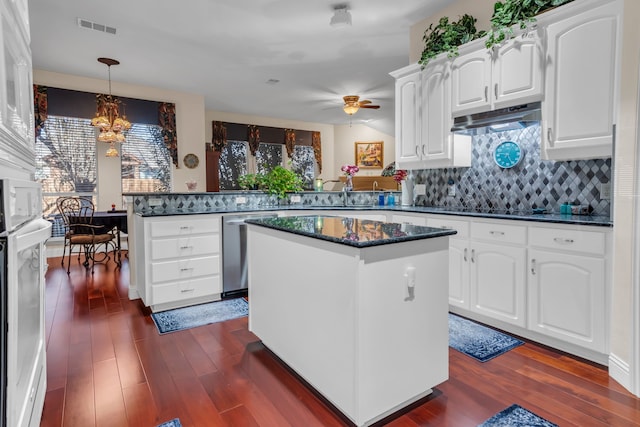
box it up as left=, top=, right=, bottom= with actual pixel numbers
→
left=542, top=1, right=621, bottom=160
left=421, top=57, right=452, bottom=164
left=493, top=36, right=543, bottom=108
left=451, top=49, right=492, bottom=115
left=470, top=242, right=526, bottom=327
left=393, top=65, right=422, bottom=169
left=528, top=249, right=606, bottom=352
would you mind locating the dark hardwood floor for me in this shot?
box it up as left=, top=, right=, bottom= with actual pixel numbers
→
left=40, top=255, right=640, bottom=427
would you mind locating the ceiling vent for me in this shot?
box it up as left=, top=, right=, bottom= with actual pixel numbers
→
left=77, top=18, right=117, bottom=35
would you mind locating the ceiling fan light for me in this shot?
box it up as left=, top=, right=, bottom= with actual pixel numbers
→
left=343, top=104, right=359, bottom=115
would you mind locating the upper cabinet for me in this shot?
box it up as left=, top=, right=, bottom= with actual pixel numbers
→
left=540, top=0, right=622, bottom=160
left=451, top=35, right=543, bottom=116
left=390, top=59, right=470, bottom=170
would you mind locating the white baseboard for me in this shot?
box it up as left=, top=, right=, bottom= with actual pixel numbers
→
left=609, top=352, right=632, bottom=392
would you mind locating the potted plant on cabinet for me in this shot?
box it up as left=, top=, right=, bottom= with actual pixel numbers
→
left=419, top=14, right=486, bottom=67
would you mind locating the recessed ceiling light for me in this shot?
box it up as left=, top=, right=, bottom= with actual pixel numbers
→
left=330, top=5, right=352, bottom=27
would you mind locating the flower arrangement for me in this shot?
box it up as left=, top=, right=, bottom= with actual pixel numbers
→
left=393, top=169, right=408, bottom=183
left=341, top=164, right=359, bottom=176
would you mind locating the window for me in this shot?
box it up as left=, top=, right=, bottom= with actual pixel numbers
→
left=256, top=143, right=284, bottom=174
left=35, top=115, right=97, bottom=219
left=120, top=123, right=172, bottom=193
left=291, top=145, right=315, bottom=190
left=219, top=140, right=248, bottom=189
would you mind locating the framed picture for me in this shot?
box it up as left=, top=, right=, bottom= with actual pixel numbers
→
left=355, top=141, right=384, bottom=169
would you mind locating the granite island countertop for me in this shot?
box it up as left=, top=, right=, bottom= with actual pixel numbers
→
left=244, top=215, right=457, bottom=248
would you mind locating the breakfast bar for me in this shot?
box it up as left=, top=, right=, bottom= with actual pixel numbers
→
left=245, top=215, right=456, bottom=426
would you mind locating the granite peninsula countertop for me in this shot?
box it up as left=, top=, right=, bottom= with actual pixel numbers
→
left=244, top=215, right=457, bottom=248
left=134, top=204, right=612, bottom=227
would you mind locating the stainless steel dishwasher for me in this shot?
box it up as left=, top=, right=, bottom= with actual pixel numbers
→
left=222, top=213, right=278, bottom=298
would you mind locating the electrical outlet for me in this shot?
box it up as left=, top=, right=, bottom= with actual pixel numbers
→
left=448, top=185, right=456, bottom=197
left=148, top=198, right=162, bottom=207
left=600, top=183, right=611, bottom=200
left=290, top=194, right=302, bottom=203
left=235, top=196, right=246, bottom=204
left=414, top=184, right=426, bottom=196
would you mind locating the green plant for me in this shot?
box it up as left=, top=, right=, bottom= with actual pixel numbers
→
left=419, top=14, right=486, bottom=67
left=238, top=173, right=265, bottom=190
left=262, top=166, right=303, bottom=199
left=485, top=0, right=574, bottom=49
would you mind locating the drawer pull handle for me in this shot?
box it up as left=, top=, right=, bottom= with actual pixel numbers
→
left=463, top=248, right=468, bottom=262
left=553, top=237, right=575, bottom=244
left=179, top=226, right=191, bottom=230
left=179, top=245, right=193, bottom=250
left=494, top=83, right=498, bottom=99
left=484, top=86, right=488, bottom=102
left=531, top=259, right=536, bottom=275
left=489, top=231, right=505, bottom=236
left=180, top=267, right=193, bottom=272
left=547, top=127, right=554, bottom=146
left=181, top=288, right=195, bottom=293
left=471, top=249, right=475, bottom=263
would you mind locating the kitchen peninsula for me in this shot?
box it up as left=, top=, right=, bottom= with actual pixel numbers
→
left=245, top=215, right=455, bottom=426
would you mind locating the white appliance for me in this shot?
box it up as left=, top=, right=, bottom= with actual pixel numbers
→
left=1, top=178, right=50, bottom=427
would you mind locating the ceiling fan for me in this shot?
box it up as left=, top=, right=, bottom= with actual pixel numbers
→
left=342, top=95, right=380, bottom=115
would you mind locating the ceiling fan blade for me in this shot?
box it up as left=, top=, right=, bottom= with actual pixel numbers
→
left=359, top=100, right=372, bottom=105
left=360, top=105, right=380, bottom=109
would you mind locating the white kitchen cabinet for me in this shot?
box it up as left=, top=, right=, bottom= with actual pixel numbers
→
left=527, top=226, right=607, bottom=353
left=390, top=64, right=422, bottom=169
left=391, top=213, right=427, bottom=226
left=427, top=216, right=470, bottom=309
left=134, top=214, right=222, bottom=312
left=451, top=35, right=542, bottom=116
left=391, top=60, right=470, bottom=170
left=541, top=0, right=622, bottom=160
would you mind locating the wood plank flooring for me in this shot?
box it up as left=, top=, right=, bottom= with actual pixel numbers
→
left=40, top=255, right=640, bottom=427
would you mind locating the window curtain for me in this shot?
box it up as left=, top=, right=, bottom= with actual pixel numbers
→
left=34, top=85, right=48, bottom=138
left=312, top=131, right=322, bottom=173
left=159, top=102, right=178, bottom=167
left=247, top=125, right=260, bottom=156
left=284, top=129, right=296, bottom=158
left=212, top=121, right=227, bottom=152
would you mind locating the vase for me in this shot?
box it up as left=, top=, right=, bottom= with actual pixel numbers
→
left=344, top=175, right=353, bottom=191
left=401, top=179, right=413, bottom=206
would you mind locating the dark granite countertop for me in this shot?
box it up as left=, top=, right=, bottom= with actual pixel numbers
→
left=135, top=205, right=612, bottom=227
left=244, top=215, right=457, bottom=248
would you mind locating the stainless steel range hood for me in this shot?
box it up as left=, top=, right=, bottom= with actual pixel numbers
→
left=451, top=102, right=541, bottom=132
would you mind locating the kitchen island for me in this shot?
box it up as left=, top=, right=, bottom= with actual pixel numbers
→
left=245, top=215, right=456, bottom=427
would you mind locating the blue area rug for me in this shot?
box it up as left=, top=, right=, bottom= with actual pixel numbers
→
left=479, top=404, right=558, bottom=427
left=156, top=419, right=182, bottom=427
left=449, top=313, right=524, bottom=362
left=151, top=298, right=248, bottom=334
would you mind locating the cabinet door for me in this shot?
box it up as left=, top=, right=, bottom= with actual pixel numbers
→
left=451, top=49, right=492, bottom=115
left=493, top=36, right=543, bottom=108
left=448, top=238, right=470, bottom=309
left=470, top=242, right=526, bottom=327
left=421, top=58, right=452, bottom=164
left=393, top=65, right=422, bottom=169
left=542, top=1, right=621, bottom=160
left=528, top=249, right=605, bottom=352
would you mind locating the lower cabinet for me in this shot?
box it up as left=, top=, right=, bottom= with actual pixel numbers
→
left=527, top=226, right=607, bottom=352
left=135, top=214, right=223, bottom=312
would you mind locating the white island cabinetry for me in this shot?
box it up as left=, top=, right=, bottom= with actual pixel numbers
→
left=246, top=216, right=451, bottom=427
left=133, top=214, right=222, bottom=312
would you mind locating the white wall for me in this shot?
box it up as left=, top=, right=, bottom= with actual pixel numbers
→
left=333, top=124, right=395, bottom=176
left=33, top=69, right=206, bottom=208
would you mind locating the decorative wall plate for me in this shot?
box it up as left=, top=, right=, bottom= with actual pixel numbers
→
left=183, top=153, right=199, bottom=169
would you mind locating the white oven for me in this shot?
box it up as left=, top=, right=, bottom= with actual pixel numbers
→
left=1, top=179, right=50, bottom=427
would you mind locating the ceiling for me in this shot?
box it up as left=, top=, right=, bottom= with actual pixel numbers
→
left=28, top=0, right=456, bottom=136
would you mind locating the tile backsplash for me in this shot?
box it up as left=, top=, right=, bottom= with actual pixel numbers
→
left=411, top=124, right=611, bottom=215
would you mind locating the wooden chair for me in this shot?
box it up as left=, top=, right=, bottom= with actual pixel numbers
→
left=56, top=196, right=116, bottom=274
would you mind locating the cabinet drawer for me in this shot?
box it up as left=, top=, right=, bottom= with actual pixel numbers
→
left=150, top=255, right=220, bottom=283
left=528, top=227, right=605, bottom=256
left=427, top=217, right=469, bottom=239
left=150, top=217, right=220, bottom=238
left=150, top=234, right=220, bottom=260
left=470, top=221, right=526, bottom=245
left=151, top=275, right=221, bottom=305
left=392, top=214, right=427, bottom=226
